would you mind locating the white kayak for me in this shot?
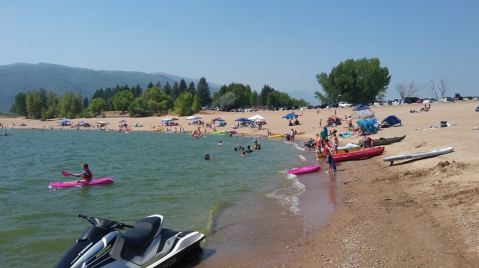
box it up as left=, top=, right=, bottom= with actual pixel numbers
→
left=383, top=147, right=454, bottom=165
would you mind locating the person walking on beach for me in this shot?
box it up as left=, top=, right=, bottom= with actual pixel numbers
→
left=71, top=163, right=93, bottom=183
left=346, top=116, right=353, bottom=132
left=290, top=129, right=295, bottom=144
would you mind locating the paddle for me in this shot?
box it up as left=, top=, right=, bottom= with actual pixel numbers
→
left=61, top=170, right=84, bottom=183
left=332, top=158, right=337, bottom=171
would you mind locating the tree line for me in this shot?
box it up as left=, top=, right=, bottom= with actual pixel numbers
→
left=10, top=77, right=310, bottom=120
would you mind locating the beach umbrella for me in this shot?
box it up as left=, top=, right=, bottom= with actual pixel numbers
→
left=351, top=104, right=374, bottom=119
left=96, top=121, right=107, bottom=125
left=20, top=123, right=27, bottom=126
left=234, top=117, right=251, bottom=122
left=119, top=120, right=127, bottom=123
left=57, top=120, right=70, bottom=124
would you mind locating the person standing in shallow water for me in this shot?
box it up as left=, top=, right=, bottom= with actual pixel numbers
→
left=290, top=129, right=295, bottom=144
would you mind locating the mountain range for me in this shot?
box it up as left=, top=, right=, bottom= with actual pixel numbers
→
left=0, top=63, right=223, bottom=113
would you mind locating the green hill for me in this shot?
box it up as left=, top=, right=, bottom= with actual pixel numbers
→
left=0, top=63, right=221, bottom=112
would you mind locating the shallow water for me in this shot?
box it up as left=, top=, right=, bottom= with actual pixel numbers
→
left=0, top=129, right=317, bottom=267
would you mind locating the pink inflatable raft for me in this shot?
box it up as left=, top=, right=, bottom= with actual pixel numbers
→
left=49, top=178, right=114, bottom=188
left=284, top=165, right=322, bottom=175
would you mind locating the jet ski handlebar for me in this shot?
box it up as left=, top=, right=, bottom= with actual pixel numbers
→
left=78, top=214, right=134, bottom=229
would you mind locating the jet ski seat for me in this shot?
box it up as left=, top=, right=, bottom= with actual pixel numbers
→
left=121, top=217, right=162, bottom=260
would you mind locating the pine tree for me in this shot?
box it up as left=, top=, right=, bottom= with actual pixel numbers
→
left=163, top=81, right=172, bottom=95
left=188, top=82, right=196, bottom=95
left=196, top=77, right=211, bottom=106
left=178, top=79, right=187, bottom=94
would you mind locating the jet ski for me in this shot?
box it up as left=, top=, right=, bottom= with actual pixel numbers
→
left=53, top=214, right=205, bottom=268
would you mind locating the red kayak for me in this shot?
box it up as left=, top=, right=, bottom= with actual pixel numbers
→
left=284, top=165, right=322, bottom=175
left=332, top=147, right=385, bottom=162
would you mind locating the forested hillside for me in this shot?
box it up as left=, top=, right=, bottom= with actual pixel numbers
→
left=0, top=63, right=220, bottom=112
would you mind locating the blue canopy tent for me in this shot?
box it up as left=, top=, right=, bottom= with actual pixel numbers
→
left=351, top=104, right=375, bottom=119
left=357, top=120, right=377, bottom=135
left=235, top=117, right=251, bottom=122
left=119, top=120, right=127, bottom=123
left=282, top=113, right=297, bottom=119
left=162, top=117, right=178, bottom=122
left=57, top=120, right=70, bottom=124
left=381, top=115, right=402, bottom=127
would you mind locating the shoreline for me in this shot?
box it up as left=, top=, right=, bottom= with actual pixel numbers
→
left=3, top=101, right=479, bottom=266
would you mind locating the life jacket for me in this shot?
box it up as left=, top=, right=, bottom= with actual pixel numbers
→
left=316, top=137, right=322, bottom=147
left=82, top=168, right=93, bottom=180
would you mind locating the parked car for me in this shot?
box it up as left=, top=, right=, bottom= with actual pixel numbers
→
left=423, top=98, right=437, bottom=104
left=338, top=102, right=352, bottom=108
left=403, top=97, right=419, bottom=104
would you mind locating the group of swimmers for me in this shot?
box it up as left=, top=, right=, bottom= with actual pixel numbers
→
left=205, top=137, right=262, bottom=160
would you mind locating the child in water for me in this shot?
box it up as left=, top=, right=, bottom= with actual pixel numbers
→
left=205, top=154, right=214, bottom=160
left=71, top=163, right=93, bottom=183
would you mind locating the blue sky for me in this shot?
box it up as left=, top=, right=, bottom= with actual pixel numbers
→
left=1, top=0, right=478, bottom=104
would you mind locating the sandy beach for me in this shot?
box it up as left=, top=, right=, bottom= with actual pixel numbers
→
left=2, top=101, right=479, bottom=267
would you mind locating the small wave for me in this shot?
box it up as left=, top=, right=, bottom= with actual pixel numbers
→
left=202, top=201, right=230, bottom=235
left=293, top=143, right=305, bottom=151
left=266, top=174, right=305, bottom=214
left=298, top=155, right=307, bottom=162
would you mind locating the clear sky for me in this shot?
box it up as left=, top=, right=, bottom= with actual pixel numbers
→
left=1, top=0, right=478, bottom=103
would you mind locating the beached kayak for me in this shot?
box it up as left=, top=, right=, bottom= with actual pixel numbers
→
left=358, top=135, right=406, bottom=146
left=49, top=178, right=114, bottom=188
left=320, top=146, right=360, bottom=155
left=268, top=134, right=283, bottom=138
left=284, top=165, right=322, bottom=175
left=332, top=147, right=385, bottom=162
left=383, top=147, right=453, bottom=165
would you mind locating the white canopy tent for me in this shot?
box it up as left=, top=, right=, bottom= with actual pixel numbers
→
left=186, top=116, right=202, bottom=120
left=248, top=114, right=266, bottom=121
